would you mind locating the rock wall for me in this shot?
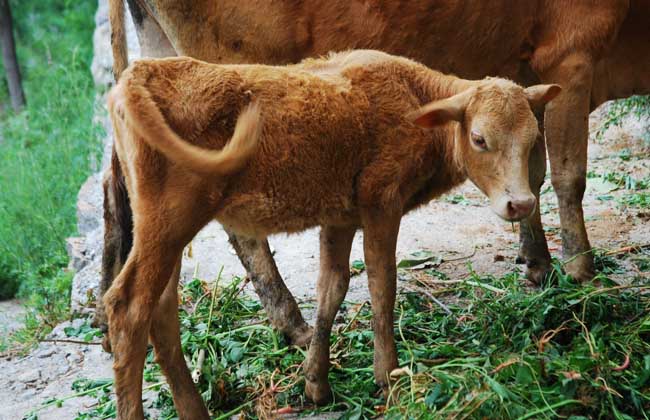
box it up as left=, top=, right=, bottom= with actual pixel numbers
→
left=67, top=0, right=140, bottom=314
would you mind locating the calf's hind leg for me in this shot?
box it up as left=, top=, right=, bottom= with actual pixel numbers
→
left=304, top=225, right=356, bottom=405
left=149, top=259, right=209, bottom=420
left=104, top=233, right=187, bottom=420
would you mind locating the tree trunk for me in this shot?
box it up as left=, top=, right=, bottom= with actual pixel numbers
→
left=0, top=0, right=25, bottom=112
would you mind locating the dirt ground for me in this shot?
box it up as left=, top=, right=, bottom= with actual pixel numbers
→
left=1, top=105, right=649, bottom=419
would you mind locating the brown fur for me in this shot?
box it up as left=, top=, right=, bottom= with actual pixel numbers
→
left=97, top=0, right=650, bottom=350
left=105, top=50, right=559, bottom=419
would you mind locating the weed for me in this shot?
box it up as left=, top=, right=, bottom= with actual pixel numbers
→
left=602, top=172, right=649, bottom=191
left=620, top=192, right=650, bottom=209
left=53, top=269, right=650, bottom=420
left=445, top=194, right=473, bottom=206
left=596, top=96, right=650, bottom=141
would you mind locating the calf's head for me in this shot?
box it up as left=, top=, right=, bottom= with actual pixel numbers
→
left=410, top=80, right=561, bottom=222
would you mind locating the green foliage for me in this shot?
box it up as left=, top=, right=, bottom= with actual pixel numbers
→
left=63, top=319, right=103, bottom=342
left=0, top=257, right=20, bottom=299
left=444, top=194, right=473, bottom=206
left=56, top=271, right=650, bottom=420
left=0, top=0, right=101, bottom=324
left=4, top=270, right=73, bottom=353
left=597, top=95, right=650, bottom=141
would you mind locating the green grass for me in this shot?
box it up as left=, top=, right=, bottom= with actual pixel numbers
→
left=0, top=0, right=101, bottom=343
left=35, top=264, right=648, bottom=420
left=596, top=95, right=650, bottom=142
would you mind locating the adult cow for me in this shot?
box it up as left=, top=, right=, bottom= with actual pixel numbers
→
left=98, top=0, right=650, bottom=345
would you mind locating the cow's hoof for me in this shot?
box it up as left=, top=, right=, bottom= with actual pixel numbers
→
left=526, top=263, right=551, bottom=286
left=90, top=309, right=108, bottom=331
left=305, top=377, right=332, bottom=406
left=288, top=323, right=313, bottom=348
left=378, top=381, right=391, bottom=399
left=91, top=319, right=108, bottom=334
left=564, top=254, right=595, bottom=283
left=101, top=335, right=113, bottom=354
left=522, top=257, right=552, bottom=286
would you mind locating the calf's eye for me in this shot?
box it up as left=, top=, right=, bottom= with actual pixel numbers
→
left=471, top=131, right=487, bottom=150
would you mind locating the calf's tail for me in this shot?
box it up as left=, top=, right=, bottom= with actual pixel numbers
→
left=122, top=79, right=262, bottom=175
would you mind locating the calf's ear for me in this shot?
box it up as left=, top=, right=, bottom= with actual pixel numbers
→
left=407, top=88, right=473, bottom=128
left=524, top=84, right=562, bottom=110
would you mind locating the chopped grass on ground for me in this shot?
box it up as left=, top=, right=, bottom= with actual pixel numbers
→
left=49, top=267, right=650, bottom=420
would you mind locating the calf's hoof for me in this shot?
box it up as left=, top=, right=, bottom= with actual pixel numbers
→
left=287, top=323, right=313, bottom=348
left=564, top=254, right=595, bottom=283
left=305, top=375, right=333, bottom=406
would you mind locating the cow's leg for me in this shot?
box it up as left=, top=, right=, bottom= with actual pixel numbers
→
left=94, top=157, right=133, bottom=347
left=539, top=53, right=595, bottom=282
left=304, top=225, right=356, bottom=405
left=227, top=231, right=312, bottom=346
left=104, top=236, right=184, bottom=420
left=362, top=212, right=400, bottom=393
left=93, top=172, right=117, bottom=332
left=149, top=259, right=209, bottom=420
left=518, top=114, right=552, bottom=284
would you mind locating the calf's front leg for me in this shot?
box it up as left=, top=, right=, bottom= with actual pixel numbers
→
left=304, top=225, right=356, bottom=405
left=362, top=212, right=400, bottom=392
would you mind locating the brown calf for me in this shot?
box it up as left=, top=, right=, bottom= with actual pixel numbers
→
left=105, top=50, right=560, bottom=419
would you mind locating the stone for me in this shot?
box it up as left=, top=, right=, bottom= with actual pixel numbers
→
left=35, top=347, right=56, bottom=359
left=17, top=369, right=40, bottom=384
left=76, top=173, right=103, bottom=236
left=70, top=258, right=102, bottom=315
left=66, top=236, right=88, bottom=272
left=57, top=364, right=71, bottom=376
left=66, top=352, right=83, bottom=365
left=48, top=321, right=71, bottom=339
left=11, top=382, right=27, bottom=392
left=20, top=389, right=37, bottom=400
